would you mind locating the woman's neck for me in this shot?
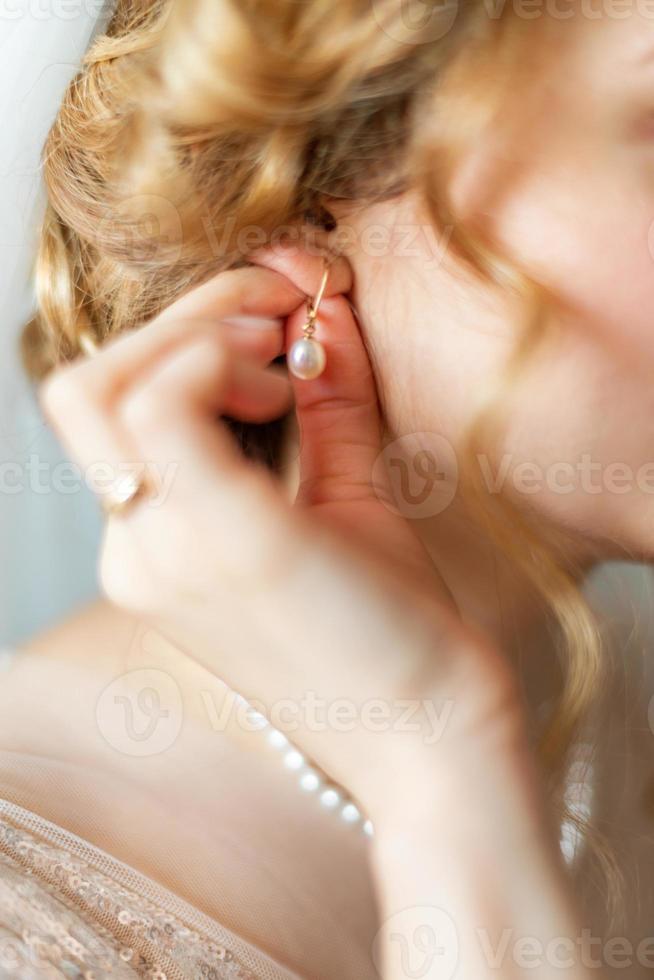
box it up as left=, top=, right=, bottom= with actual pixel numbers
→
left=412, top=500, right=599, bottom=720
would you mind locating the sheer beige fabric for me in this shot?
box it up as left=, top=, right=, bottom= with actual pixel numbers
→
left=0, top=800, right=298, bottom=979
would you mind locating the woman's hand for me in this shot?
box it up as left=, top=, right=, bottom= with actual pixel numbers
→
left=40, top=242, right=599, bottom=979
left=40, top=242, right=520, bottom=817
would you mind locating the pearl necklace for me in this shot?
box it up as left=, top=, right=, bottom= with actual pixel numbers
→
left=233, top=693, right=374, bottom=838
left=234, top=689, right=596, bottom=862
left=1, top=649, right=595, bottom=859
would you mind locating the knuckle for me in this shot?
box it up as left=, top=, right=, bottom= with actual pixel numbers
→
left=100, top=563, right=155, bottom=615
left=297, top=475, right=373, bottom=509
left=99, top=556, right=135, bottom=611
left=192, top=332, right=230, bottom=374
left=99, top=531, right=159, bottom=614
left=39, top=364, right=94, bottom=423
left=120, top=384, right=166, bottom=436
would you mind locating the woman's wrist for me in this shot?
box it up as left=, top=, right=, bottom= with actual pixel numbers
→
left=370, top=718, right=554, bottom=849
left=368, top=721, right=541, bottom=840
left=367, top=734, right=598, bottom=979
left=359, top=652, right=532, bottom=826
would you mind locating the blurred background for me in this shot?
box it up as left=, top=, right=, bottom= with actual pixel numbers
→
left=0, top=7, right=105, bottom=646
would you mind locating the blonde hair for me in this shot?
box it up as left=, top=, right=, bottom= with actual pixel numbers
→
left=24, top=0, right=617, bottom=896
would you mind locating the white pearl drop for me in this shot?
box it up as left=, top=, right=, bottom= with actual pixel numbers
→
left=268, top=729, right=288, bottom=750
left=363, top=820, right=374, bottom=837
left=320, top=788, right=342, bottom=810
left=341, top=803, right=361, bottom=824
left=299, top=769, right=322, bottom=793
left=284, top=749, right=305, bottom=771
left=288, top=337, right=326, bottom=380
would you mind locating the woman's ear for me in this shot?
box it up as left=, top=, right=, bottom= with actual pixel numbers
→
left=247, top=242, right=353, bottom=303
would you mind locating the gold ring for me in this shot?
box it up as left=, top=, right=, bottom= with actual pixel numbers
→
left=306, top=254, right=333, bottom=319
left=78, top=333, right=148, bottom=518
left=101, top=472, right=149, bottom=518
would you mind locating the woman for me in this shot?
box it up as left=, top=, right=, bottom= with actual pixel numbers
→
left=1, top=0, right=653, bottom=976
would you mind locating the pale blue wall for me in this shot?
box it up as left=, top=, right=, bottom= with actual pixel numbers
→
left=0, top=9, right=105, bottom=646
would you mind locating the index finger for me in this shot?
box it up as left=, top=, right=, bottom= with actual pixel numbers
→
left=41, top=265, right=304, bottom=411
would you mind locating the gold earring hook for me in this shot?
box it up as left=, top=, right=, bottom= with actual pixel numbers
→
left=306, top=253, right=336, bottom=320
left=288, top=254, right=334, bottom=380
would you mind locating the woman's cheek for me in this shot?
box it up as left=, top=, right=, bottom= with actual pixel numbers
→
left=493, top=321, right=654, bottom=557
left=551, top=212, right=654, bottom=366
left=494, top=165, right=654, bottom=366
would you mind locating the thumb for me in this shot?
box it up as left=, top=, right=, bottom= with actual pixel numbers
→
left=247, top=243, right=454, bottom=596
left=286, top=292, right=388, bottom=512
left=246, top=243, right=397, bottom=523
left=245, top=242, right=390, bottom=511
left=288, top=295, right=446, bottom=593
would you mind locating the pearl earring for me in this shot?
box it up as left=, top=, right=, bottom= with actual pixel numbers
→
left=287, top=256, right=332, bottom=380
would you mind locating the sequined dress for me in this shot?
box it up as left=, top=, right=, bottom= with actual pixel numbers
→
left=0, top=800, right=299, bottom=980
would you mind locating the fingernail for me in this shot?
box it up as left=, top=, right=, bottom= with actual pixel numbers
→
left=222, top=315, right=282, bottom=331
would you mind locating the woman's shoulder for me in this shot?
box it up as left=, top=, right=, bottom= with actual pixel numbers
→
left=17, top=598, right=153, bottom=665
left=0, top=602, right=380, bottom=980
left=0, top=604, right=311, bottom=978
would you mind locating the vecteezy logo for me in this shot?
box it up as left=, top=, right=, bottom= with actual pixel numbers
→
left=372, top=907, right=459, bottom=979
left=371, top=0, right=459, bottom=45
left=95, top=194, right=183, bottom=271
left=95, top=668, right=183, bottom=757
left=372, top=432, right=458, bottom=519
